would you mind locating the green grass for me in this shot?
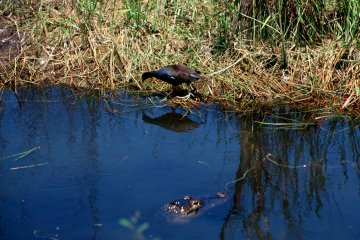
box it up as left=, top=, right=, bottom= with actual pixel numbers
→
left=0, top=0, right=359, bottom=116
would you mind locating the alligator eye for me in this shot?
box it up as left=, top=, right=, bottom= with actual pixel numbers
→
left=192, top=200, right=201, bottom=206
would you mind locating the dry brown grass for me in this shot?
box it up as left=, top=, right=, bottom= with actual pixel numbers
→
left=0, top=0, right=359, bottom=116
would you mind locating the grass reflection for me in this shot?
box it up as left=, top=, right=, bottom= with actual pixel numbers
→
left=220, top=111, right=359, bottom=239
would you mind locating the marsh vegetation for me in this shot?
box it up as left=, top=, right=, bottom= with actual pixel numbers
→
left=0, top=0, right=359, bottom=115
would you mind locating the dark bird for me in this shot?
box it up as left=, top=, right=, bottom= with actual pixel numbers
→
left=142, top=64, right=202, bottom=87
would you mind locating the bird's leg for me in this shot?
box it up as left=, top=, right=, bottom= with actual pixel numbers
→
left=175, top=85, right=194, bottom=100
left=183, top=83, right=193, bottom=100
left=169, top=86, right=176, bottom=98
left=175, top=92, right=194, bottom=100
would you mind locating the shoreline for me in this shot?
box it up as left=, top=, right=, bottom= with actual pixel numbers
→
left=0, top=1, right=359, bottom=116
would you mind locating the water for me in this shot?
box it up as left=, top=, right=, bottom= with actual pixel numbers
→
left=0, top=87, right=359, bottom=240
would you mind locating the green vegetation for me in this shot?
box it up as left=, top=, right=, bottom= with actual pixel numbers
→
left=119, top=212, right=160, bottom=240
left=0, top=0, right=359, bottom=115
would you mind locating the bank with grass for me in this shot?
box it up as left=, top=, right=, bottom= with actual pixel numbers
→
left=0, top=0, right=359, bottom=115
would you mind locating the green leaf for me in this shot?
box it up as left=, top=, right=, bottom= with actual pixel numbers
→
left=119, top=218, right=133, bottom=229
left=135, top=222, right=149, bottom=234
left=118, top=9, right=130, bottom=15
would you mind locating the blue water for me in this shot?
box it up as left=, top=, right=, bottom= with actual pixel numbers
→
left=0, top=87, right=359, bottom=240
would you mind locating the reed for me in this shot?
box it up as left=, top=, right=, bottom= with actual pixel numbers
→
left=0, top=0, right=359, bottom=115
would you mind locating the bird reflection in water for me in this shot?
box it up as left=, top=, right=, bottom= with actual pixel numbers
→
left=142, top=111, right=202, bottom=132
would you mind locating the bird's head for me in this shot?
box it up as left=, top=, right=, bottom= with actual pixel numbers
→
left=142, top=72, right=152, bottom=82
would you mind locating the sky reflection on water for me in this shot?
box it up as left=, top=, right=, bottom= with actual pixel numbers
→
left=0, top=87, right=359, bottom=240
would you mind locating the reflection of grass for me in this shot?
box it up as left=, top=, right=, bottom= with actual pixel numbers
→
left=119, top=212, right=160, bottom=240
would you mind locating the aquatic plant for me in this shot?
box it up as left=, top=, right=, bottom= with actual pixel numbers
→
left=0, top=0, right=358, bottom=115
left=119, top=211, right=160, bottom=240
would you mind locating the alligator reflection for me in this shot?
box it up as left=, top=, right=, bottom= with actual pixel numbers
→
left=142, top=111, right=202, bottom=132
left=220, top=115, right=360, bottom=240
